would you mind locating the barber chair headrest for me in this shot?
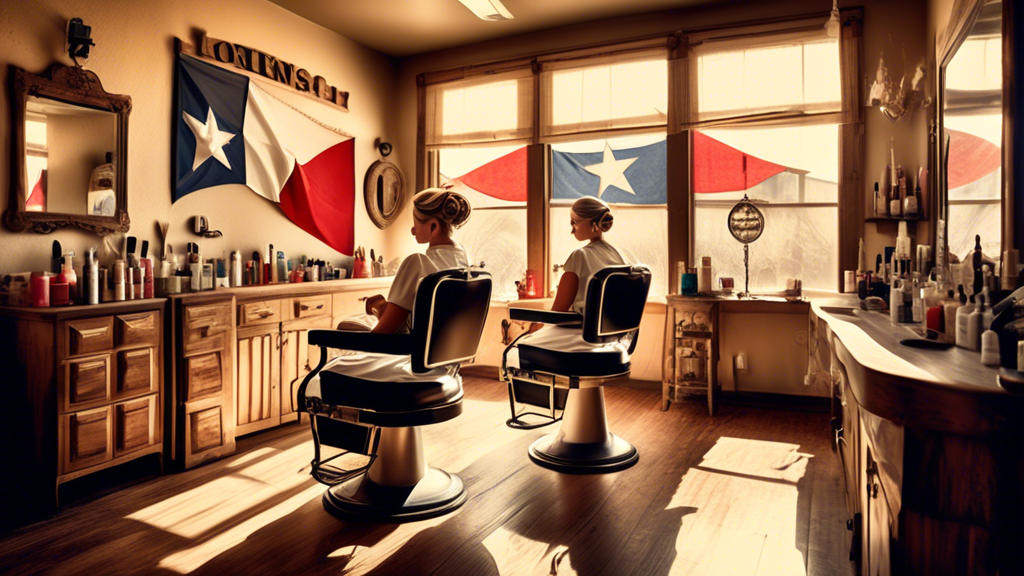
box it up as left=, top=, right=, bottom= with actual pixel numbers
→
left=582, top=265, right=651, bottom=344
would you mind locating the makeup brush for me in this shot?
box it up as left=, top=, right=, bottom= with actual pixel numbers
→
left=156, top=220, right=170, bottom=259
left=126, top=236, right=137, bottom=268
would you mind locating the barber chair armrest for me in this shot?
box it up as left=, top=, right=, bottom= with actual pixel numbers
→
left=308, top=329, right=414, bottom=356
left=508, top=308, right=582, bottom=326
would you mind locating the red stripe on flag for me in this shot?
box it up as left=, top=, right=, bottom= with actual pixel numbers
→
left=947, top=129, right=1000, bottom=190
left=452, top=147, right=527, bottom=202
left=693, top=132, right=789, bottom=193
left=278, top=139, right=355, bottom=255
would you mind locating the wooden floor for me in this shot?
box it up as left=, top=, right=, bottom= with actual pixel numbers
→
left=0, top=378, right=855, bottom=576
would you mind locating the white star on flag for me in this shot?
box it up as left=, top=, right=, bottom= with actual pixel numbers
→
left=183, top=107, right=236, bottom=172
left=583, top=143, right=637, bottom=198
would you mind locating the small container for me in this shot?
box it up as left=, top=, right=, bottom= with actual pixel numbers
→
left=31, top=273, right=50, bottom=307
left=981, top=330, right=1000, bottom=366
left=698, top=257, right=713, bottom=295
left=681, top=269, right=697, bottom=295
left=49, top=281, right=69, bottom=306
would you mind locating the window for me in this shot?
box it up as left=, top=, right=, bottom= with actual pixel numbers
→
left=688, top=25, right=843, bottom=292
left=439, top=145, right=527, bottom=298
left=694, top=125, right=839, bottom=291
left=549, top=133, right=668, bottom=297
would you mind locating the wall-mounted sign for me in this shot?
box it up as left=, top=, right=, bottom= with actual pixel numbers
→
left=194, top=33, right=349, bottom=111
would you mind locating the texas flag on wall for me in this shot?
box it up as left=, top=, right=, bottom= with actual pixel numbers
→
left=174, top=54, right=354, bottom=255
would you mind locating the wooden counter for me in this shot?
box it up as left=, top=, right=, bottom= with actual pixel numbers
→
left=811, top=297, right=1024, bottom=575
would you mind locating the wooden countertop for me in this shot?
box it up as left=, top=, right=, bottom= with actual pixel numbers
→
left=810, top=295, right=1023, bottom=437
left=165, top=277, right=393, bottom=301
left=0, top=298, right=167, bottom=321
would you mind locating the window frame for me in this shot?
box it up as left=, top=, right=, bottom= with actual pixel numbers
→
left=417, top=8, right=864, bottom=296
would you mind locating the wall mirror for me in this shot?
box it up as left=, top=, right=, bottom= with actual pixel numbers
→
left=4, top=64, right=130, bottom=234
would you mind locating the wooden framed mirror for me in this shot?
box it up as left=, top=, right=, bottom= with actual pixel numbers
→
left=935, top=0, right=1020, bottom=279
left=4, top=64, right=131, bottom=234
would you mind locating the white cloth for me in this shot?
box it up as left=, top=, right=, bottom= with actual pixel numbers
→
left=505, top=326, right=632, bottom=370
left=387, top=243, right=470, bottom=333
left=562, top=239, right=635, bottom=315
left=304, top=352, right=454, bottom=399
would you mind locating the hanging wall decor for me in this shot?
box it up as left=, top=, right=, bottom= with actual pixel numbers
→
left=363, top=143, right=405, bottom=229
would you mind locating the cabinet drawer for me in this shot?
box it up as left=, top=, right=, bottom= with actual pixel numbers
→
left=64, top=355, right=111, bottom=411
left=332, top=291, right=375, bottom=326
left=117, top=348, right=156, bottom=398
left=186, top=351, right=224, bottom=401
left=63, top=406, right=111, bottom=474
left=290, top=295, right=331, bottom=320
left=238, top=299, right=282, bottom=327
left=65, top=317, right=113, bottom=358
left=183, top=302, right=232, bottom=355
left=189, top=406, right=224, bottom=454
left=116, top=311, right=159, bottom=348
left=115, top=396, right=156, bottom=456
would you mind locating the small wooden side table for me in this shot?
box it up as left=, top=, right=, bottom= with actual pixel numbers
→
left=662, top=295, right=721, bottom=415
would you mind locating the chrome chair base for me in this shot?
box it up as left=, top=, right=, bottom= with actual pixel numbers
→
left=322, top=467, right=466, bottom=523
left=528, top=432, right=639, bottom=474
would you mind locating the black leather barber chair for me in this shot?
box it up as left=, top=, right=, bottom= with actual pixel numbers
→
left=502, top=265, right=651, bottom=474
left=298, top=269, right=491, bottom=522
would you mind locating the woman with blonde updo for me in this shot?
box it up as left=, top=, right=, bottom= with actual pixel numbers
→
left=370, top=188, right=472, bottom=334
left=549, top=196, right=633, bottom=316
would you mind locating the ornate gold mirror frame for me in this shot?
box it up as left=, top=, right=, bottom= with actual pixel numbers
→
left=4, top=64, right=131, bottom=234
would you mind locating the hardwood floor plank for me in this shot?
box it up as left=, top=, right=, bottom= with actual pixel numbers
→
left=0, top=378, right=855, bottom=576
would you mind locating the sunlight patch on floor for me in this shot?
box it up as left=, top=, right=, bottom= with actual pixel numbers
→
left=665, top=437, right=814, bottom=576
left=225, top=447, right=278, bottom=468
left=156, top=484, right=324, bottom=573
left=127, top=443, right=314, bottom=538
left=482, top=526, right=567, bottom=575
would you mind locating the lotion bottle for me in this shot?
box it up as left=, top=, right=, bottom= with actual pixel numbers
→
left=943, top=289, right=960, bottom=341
left=966, top=296, right=984, bottom=351
left=955, top=287, right=973, bottom=348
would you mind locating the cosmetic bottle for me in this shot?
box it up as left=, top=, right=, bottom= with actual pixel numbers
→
left=114, top=260, right=126, bottom=301
left=881, top=165, right=892, bottom=216
left=911, top=273, right=924, bottom=324
left=681, top=266, right=697, bottom=295
left=873, top=182, right=885, bottom=216
left=904, top=181, right=919, bottom=218
left=202, top=261, right=214, bottom=290
left=955, top=287, right=971, bottom=347
left=230, top=251, right=242, bottom=287
left=966, top=297, right=984, bottom=351
left=58, top=251, right=77, bottom=304
left=698, top=257, right=713, bottom=295
left=49, top=280, right=69, bottom=306
left=981, top=330, right=1000, bottom=365
left=51, top=240, right=63, bottom=275
left=85, top=248, right=99, bottom=305
left=31, top=273, right=50, bottom=307
left=890, top=277, right=903, bottom=324
left=943, top=290, right=959, bottom=341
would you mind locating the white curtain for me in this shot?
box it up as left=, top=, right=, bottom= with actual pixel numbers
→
left=424, top=68, right=534, bottom=147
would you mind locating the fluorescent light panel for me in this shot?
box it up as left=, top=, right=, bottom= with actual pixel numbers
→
left=457, top=0, right=514, bottom=21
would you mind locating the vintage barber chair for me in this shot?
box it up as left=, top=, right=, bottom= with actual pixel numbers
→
left=503, top=265, right=651, bottom=474
left=298, top=269, right=491, bottom=522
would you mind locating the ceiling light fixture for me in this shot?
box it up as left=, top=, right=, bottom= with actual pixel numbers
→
left=824, top=0, right=841, bottom=39
left=457, top=0, right=514, bottom=21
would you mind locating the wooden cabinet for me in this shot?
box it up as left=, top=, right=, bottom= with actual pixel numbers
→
left=166, top=278, right=392, bottom=469
left=0, top=300, right=164, bottom=528
left=170, top=296, right=234, bottom=469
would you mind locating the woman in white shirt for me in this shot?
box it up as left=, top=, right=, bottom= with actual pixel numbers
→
left=371, top=188, right=472, bottom=334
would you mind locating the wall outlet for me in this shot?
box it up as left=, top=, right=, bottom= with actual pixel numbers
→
left=735, top=352, right=747, bottom=371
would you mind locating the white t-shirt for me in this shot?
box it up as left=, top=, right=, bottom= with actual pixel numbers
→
left=562, top=239, right=634, bottom=315
left=387, top=243, right=470, bottom=333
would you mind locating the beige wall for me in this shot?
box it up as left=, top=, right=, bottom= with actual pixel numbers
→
left=0, top=0, right=404, bottom=273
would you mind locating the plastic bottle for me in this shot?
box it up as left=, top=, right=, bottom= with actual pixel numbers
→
left=943, top=289, right=960, bottom=342
left=911, top=273, right=924, bottom=324
left=955, top=288, right=973, bottom=348
left=966, top=296, right=984, bottom=351
left=85, top=247, right=99, bottom=305
left=57, top=251, right=77, bottom=305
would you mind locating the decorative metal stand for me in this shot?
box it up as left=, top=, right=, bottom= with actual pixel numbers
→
left=727, top=194, right=765, bottom=298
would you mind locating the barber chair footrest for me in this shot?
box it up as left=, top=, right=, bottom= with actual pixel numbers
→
left=322, top=467, right=467, bottom=522
left=528, top=433, right=639, bottom=474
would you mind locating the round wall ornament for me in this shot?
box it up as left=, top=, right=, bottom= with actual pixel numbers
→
left=363, top=160, right=405, bottom=229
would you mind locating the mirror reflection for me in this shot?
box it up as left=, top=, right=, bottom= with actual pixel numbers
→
left=943, top=0, right=1002, bottom=259
left=25, top=95, right=117, bottom=216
